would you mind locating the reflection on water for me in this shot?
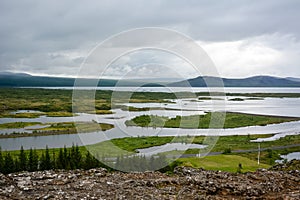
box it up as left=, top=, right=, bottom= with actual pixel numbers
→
left=136, top=143, right=207, bottom=157
left=276, top=152, right=300, bottom=163
left=251, top=131, right=300, bottom=142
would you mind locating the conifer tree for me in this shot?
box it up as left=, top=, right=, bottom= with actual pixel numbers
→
left=3, top=153, right=15, bottom=174
left=28, top=148, right=38, bottom=172
left=40, top=146, right=51, bottom=170
left=57, top=148, right=64, bottom=169
left=0, top=147, right=3, bottom=173
left=44, top=146, right=51, bottom=169
left=18, top=146, right=27, bottom=171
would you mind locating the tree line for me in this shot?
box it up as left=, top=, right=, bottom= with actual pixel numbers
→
left=0, top=145, right=108, bottom=174
left=0, top=146, right=171, bottom=174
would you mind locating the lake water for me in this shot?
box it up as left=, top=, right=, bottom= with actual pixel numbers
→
left=276, top=152, right=300, bottom=163
left=24, top=87, right=300, bottom=93
left=1, top=87, right=300, bottom=150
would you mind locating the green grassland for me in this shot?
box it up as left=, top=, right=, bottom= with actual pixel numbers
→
left=175, top=155, right=270, bottom=172
left=0, top=122, right=41, bottom=129
left=125, top=112, right=300, bottom=129
left=0, top=122, right=114, bottom=138
left=0, top=88, right=177, bottom=118
left=2, top=88, right=300, bottom=118
left=2, top=134, right=299, bottom=173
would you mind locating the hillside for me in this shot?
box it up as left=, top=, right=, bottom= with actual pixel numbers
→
left=0, top=72, right=167, bottom=87
left=169, top=75, right=300, bottom=87
left=1, top=72, right=300, bottom=87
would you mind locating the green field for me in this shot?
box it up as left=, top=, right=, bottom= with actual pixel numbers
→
left=3, top=134, right=300, bottom=165
left=2, top=88, right=300, bottom=119
left=175, top=155, right=270, bottom=172
left=125, top=112, right=299, bottom=129
left=0, top=122, right=114, bottom=138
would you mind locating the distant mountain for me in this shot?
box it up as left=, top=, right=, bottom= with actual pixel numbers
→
left=1, top=72, right=300, bottom=87
left=0, top=72, right=120, bottom=87
left=0, top=71, right=32, bottom=77
left=286, top=77, right=300, bottom=82
left=0, top=72, right=164, bottom=87
left=169, top=75, right=300, bottom=87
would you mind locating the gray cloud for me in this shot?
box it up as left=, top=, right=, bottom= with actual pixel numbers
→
left=0, top=0, right=300, bottom=77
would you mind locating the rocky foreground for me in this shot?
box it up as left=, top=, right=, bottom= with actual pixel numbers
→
left=0, top=164, right=299, bottom=200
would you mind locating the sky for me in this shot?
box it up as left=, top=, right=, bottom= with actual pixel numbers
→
left=0, top=0, right=300, bottom=79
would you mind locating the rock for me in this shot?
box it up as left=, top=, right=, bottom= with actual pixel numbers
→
left=0, top=164, right=299, bottom=199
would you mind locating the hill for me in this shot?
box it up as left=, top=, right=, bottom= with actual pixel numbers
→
left=1, top=72, right=300, bottom=87
left=169, top=75, right=300, bottom=87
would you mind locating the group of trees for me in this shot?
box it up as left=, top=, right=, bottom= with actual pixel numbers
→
left=0, top=146, right=171, bottom=174
left=0, top=145, right=106, bottom=174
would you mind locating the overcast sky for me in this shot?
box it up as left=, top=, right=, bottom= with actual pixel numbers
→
left=1, top=0, right=300, bottom=78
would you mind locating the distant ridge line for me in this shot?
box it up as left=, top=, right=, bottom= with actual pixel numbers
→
left=1, top=72, right=300, bottom=87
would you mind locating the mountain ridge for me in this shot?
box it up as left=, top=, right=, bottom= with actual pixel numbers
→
left=169, top=75, right=300, bottom=87
left=1, top=72, right=300, bottom=87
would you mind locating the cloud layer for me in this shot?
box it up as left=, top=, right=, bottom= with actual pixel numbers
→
left=0, top=0, right=300, bottom=78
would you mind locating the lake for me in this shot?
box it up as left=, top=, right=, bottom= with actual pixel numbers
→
left=23, top=86, right=300, bottom=93
left=1, top=87, right=300, bottom=150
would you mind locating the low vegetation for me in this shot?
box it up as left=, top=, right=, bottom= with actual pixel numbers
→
left=125, top=112, right=300, bottom=129
left=0, top=122, right=114, bottom=138
left=0, top=122, right=41, bottom=129
left=174, top=155, right=270, bottom=173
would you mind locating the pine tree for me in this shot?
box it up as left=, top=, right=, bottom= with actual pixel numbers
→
left=70, top=144, right=82, bottom=169
left=73, top=145, right=82, bottom=169
left=39, top=153, right=46, bottom=170
left=57, top=148, right=64, bottom=169
left=0, top=147, right=3, bottom=173
left=44, top=146, right=51, bottom=169
left=28, top=148, right=38, bottom=172
left=63, top=146, right=69, bottom=169
left=18, top=146, right=27, bottom=171
left=3, top=153, right=15, bottom=174
left=51, top=151, right=56, bottom=169
left=84, top=151, right=98, bottom=170
left=40, top=146, right=52, bottom=170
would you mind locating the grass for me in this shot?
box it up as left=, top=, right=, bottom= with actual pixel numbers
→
left=0, top=111, right=76, bottom=118
left=229, top=98, right=245, bottom=101
left=0, top=122, right=114, bottom=138
left=0, top=122, right=41, bottom=129
left=0, top=88, right=178, bottom=118
left=246, top=97, right=264, bottom=100
left=44, top=112, right=76, bottom=117
left=0, top=112, right=44, bottom=118
left=232, top=146, right=300, bottom=165
left=175, top=155, right=270, bottom=172
left=96, top=110, right=114, bottom=115
left=198, top=97, right=223, bottom=100
left=125, top=112, right=300, bottom=129
left=2, top=134, right=299, bottom=172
